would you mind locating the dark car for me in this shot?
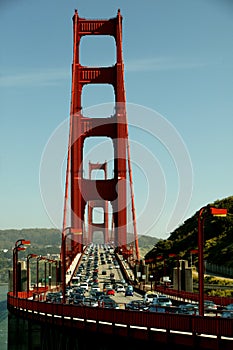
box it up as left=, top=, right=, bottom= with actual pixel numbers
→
left=125, top=300, right=148, bottom=311
left=73, top=294, right=84, bottom=305
left=102, top=300, right=119, bottom=309
left=93, top=291, right=105, bottom=300
left=148, top=305, right=166, bottom=313
left=125, top=287, right=134, bottom=296
left=82, top=297, right=98, bottom=307
left=177, top=303, right=198, bottom=315
left=222, top=311, right=233, bottom=319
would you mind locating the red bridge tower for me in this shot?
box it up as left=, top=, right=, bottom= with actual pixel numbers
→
left=62, top=10, right=140, bottom=269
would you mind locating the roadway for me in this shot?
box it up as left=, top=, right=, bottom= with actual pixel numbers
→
left=71, top=244, right=142, bottom=307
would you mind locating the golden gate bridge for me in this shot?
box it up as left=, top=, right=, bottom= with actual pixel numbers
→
left=7, top=10, right=233, bottom=350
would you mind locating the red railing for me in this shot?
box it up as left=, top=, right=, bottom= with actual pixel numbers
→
left=7, top=293, right=233, bottom=340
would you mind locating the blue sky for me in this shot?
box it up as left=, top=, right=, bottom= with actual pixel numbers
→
left=1, top=0, right=233, bottom=239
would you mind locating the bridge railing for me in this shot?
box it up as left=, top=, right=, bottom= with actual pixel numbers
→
left=7, top=293, right=233, bottom=339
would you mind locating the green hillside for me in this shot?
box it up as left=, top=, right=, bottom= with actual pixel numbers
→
left=145, top=196, right=233, bottom=268
left=0, top=229, right=157, bottom=283
left=0, top=228, right=61, bottom=283
left=138, top=235, right=159, bottom=258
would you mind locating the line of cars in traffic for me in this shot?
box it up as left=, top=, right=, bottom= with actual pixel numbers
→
left=138, top=292, right=233, bottom=316
left=66, top=245, right=119, bottom=308
left=45, top=287, right=233, bottom=318
left=45, top=244, right=233, bottom=317
left=62, top=244, right=135, bottom=308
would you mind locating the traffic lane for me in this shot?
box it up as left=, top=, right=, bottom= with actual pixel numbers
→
left=111, top=291, right=143, bottom=308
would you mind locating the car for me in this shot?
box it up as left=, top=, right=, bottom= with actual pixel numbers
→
left=82, top=276, right=89, bottom=282
left=74, top=287, right=85, bottom=295
left=152, top=296, right=172, bottom=307
left=116, top=285, right=125, bottom=293
left=79, top=282, right=88, bottom=291
left=177, top=303, right=198, bottom=315
left=148, top=305, right=166, bottom=313
left=143, top=293, right=158, bottom=305
left=93, top=291, right=105, bottom=300
left=204, top=300, right=217, bottom=310
left=125, top=300, right=148, bottom=311
left=221, top=311, right=233, bottom=319
left=221, top=304, right=233, bottom=318
left=103, top=283, right=112, bottom=292
left=224, top=303, right=233, bottom=310
left=125, top=288, right=134, bottom=297
left=82, top=297, right=98, bottom=307
left=98, top=295, right=112, bottom=302
left=73, top=294, right=84, bottom=305
left=106, top=288, right=115, bottom=296
left=102, top=300, right=119, bottom=309
left=126, top=285, right=133, bottom=291
left=102, top=270, right=107, bottom=275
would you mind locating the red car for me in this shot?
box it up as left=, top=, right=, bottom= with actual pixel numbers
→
left=106, top=288, right=115, bottom=296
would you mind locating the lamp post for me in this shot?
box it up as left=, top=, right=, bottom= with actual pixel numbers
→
left=36, top=256, right=47, bottom=291
left=26, top=253, right=38, bottom=297
left=149, top=274, right=154, bottom=291
left=48, top=261, right=52, bottom=288
left=156, top=254, right=164, bottom=287
left=13, top=239, right=31, bottom=296
left=61, top=227, right=72, bottom=303
left=44, top=260, right=47, bottom=289
left=198, top=206, right=227, bottom=316
left=190, top=249, right=198, bottom=268
left=36, top=256, right=40, bottom=291
left=47, top=259, right=57, bottom=289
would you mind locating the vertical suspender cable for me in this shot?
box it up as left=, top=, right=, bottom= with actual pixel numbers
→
left=117, top=11, right=140, bottom=261
left=61, top=10, right=78, bottom=264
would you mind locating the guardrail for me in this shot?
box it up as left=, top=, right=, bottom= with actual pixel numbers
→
left=7, top=292, right=233, bottom=349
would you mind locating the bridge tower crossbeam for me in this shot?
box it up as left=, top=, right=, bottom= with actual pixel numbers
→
left=87, top=162, right=109, bottom=245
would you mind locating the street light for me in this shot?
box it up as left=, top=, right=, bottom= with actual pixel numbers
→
left=149, top=274, right=154, bottom=291
left=26, top=253, right=38, bottom=297
left=47, top=258, right=57, bottom=289
left=13, top=239, right=30, bottom=296
left=190, top=249, right=198, bottom=268
left=198, top=205, right=227, bottom=316
left=156, top=254, right=166, bottom=287
left=36, top=255, right=48, bottom=291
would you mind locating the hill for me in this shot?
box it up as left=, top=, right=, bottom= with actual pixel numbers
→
left=0, top=228, right=61, bottom=250
left=0, top=228, right=61, bottom=283
left=138, top=234, right=159, bottom=258
left=145, top=196, right=233, bottom=268
left=0, top=228, right=157, bottom=283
